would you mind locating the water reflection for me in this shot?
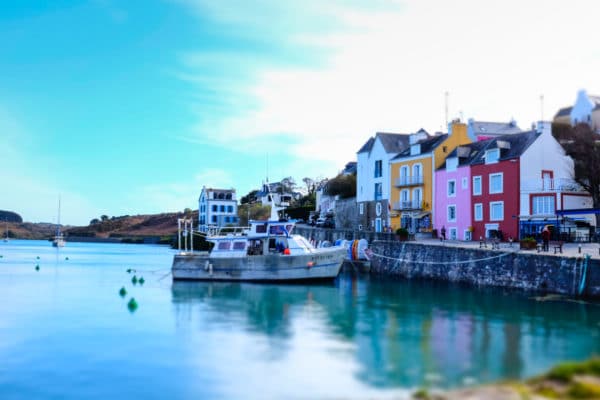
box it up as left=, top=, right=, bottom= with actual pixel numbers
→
left=171, top=272, right=600, bottom=389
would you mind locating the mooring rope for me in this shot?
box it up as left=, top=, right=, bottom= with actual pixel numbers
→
left=368, top=249, right=516, bottom=265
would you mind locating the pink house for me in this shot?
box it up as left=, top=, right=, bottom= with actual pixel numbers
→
left=434, top=142, right=487, bottom=240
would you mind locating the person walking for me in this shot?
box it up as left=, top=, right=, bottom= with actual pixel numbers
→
left=441, top=226, right=446, bottom=241
left=541, top=226, right=550, bottom=252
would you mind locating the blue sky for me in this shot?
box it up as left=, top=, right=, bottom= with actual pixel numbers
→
left=2, top=0, right=599, bottom=225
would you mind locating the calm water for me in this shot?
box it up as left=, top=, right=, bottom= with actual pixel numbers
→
left=1, top=240, right=599, bottom=399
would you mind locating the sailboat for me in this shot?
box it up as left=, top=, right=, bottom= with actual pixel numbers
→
left=52, top=198, right=66, bottom=247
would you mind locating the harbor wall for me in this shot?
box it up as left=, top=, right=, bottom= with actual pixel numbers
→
left=294, top=226, right=395, bottom=244
left=369, top=240, right=600, bottom=298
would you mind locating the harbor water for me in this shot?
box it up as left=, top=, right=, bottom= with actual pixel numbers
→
left=1, top=240, right=599, bottom=399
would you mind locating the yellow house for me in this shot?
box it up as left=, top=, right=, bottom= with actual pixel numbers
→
left=389, top=123, right=470, bottom=232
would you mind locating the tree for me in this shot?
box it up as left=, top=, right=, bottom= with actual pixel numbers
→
left=238, top=203, right=271, bottom=226
left=240, top=190, right=258, bottom=205
left=279, top=176, right=296, bottom=194
left=324, top=174, right=356, bottom=199
left=100, top=215, right=109, bottom=222
left=90, top=218, right=100, bottom=225
left=554, top=122, right=600, bottom=226
left=302, top=177, right=316, bottom=196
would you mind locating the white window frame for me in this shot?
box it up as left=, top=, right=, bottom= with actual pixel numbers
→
left=413, top=163, right=422, bottom=183
left=532, top=195, right=555, bottom=215
left=489, top=173, right=503, bottom=194
left=473, top=176, right=482, bottom=195
left=447, top=179, right=456, bottom=197
left=464, top=230, right=472, bottom=241
left=447, top=204, right=457, bottom=222
left=449, top=227, right=457, bottom=240
left=474, top=203, right=483, bottom=221
left=490, top=201, right=504, bottom=221
left=359, top=203, right=364, bottom=215
left=485, top=148, right=500, bottom=164
left=412, top=188, right=422, bottom=207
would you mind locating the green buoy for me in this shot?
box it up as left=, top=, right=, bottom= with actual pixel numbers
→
left=131, top=275, right=138, bottom=285
left=35, top=265, right=40, bottom=271
left=36, top=256, right=40, bottom=260
left=119, top=287, right=127, bottom=297
left=127, top=298, right=138, bottom=312
left=65, top=257, right=69, bottom=260
left=139, top=277, right=145, bottom=285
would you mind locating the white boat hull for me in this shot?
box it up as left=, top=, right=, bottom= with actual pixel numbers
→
left=172, top=247, right=346, bottom=281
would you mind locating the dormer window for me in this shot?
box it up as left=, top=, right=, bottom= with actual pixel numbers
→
left=446, top=157, right=458, bottom=172
left=485, top=148, right=500, bottom=164
left=410, top=144, right=421, bottom=155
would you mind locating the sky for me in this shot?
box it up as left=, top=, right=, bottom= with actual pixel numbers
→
left=1, top=0, right=599, bottom=225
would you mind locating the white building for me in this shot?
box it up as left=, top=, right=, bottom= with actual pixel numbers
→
left=519, top=121, right=594, bottom=237
left=554, top=89, right=600, bottom=132
left=198, top=186, right=238, bottom=232
left=356, top=131, right=424, bottom=232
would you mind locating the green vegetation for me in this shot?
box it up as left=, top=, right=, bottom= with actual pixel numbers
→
left=324, top=174, right=356, bottom=199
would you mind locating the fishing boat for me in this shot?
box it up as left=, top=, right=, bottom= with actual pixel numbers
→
left=52, top=198, right=65, bottom=248
left=172, top=203, right=345, bottom=281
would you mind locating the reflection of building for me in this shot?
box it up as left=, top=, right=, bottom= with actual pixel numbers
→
left=357, top=132, right=415, bottom=232
left=554, top=89, right=600, bottom=132
left=198, top=186, right=238, bottom=232
left=390, top=123, right=471, bottom=233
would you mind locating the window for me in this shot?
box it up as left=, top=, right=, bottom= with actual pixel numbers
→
left=464, top=230, right=472, bottom=241
left=489, top=173, right=503, bottom=194
left=532, top=196, right=555, bottom=215
left=410, top=144, right=421, bottom=155
left=413, top=188, right=422, bottom=208
left=447, top=205, right=456, bottom=222
left=490, top=201, right=504, bottom=221
left=212, top=205, right=218, bottom=212
left=359, top=203, right=364, bottom=215
left=374, top=183, right=382, bottom=200
left=233, top=241, right=246, bottom=250
left=400, top=165, right=409, bottom=185
left=211, top=215, right=217, bottom=223
left=218, top=241, right=231, bottom=250
left=447, top=180, right=456, bottom=197
left=227, top=205, right=233, bottom=213
left=462, top=177, right=468, bottom=189
left=474, top=203, right=483, bottom=221
left=449, top=228, right=457, bottom=240
left=413, top=164, right=422, bottom=182
left=485, top=148, right=500, bottom=164
left=374, top=160, right=383, bottom=178
left=473, top=176, right=482, bottom=195
left=446, top=157, right=458, bottom=171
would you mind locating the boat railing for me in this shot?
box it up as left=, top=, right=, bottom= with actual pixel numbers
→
left=198, top=225, right=250, bottom=238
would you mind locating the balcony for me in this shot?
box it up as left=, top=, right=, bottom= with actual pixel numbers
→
left=394, top=175, right=424, bottom=188
left=521, top=178, right=583, bottom=193
left=393, top=200, right=422, bottom=211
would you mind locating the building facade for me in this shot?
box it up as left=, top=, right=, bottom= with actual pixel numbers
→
left=198, top=186, right=238, bottom=232
left=554, top=89, right=600, bottom=132
left=356, top=132, right=416, bottom=232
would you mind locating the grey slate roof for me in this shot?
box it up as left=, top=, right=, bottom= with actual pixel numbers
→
left=469, top=129, right=540, bottom=165
left=392, top=133, right=447, bottom=160
left=468, top=119, right=522, bottom=135
left=357, top=137, right=375, bottom=153
left=554, top=106, right=573, bottom=118
left=439, top=140, right=489, bottom=170
left=357, top=131, right=424, bottom=154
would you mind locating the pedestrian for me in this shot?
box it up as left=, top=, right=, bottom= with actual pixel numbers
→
left=441, top=226, right=446, bottom=241
left=542, top=227, right=550, bottom=252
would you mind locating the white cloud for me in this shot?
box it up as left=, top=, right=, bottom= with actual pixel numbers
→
left=177, top=0, right=600, bottom=176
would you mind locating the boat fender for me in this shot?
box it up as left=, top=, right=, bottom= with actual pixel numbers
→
left=204, top=260, right=210, bottom=271
left=283, top=248, right=290, bottom=255
left=307, top=261, right=314, bottom=269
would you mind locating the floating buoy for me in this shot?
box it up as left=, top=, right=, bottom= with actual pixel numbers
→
left=127, top=298, right=138, bottom=312
left=65, top=257, right=69, bottom=260
left=139, top=277, right=145, bottom=285
left=131, top=275, right=138, bottom=285
left=36, top=256, right=40, bottom=260
left=119, top=287, right=127, bottom=297
left=126, top=268, right=136, bottom=274
left=35, top=265, right=40, bottom=271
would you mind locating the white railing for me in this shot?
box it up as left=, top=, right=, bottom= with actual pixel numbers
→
left=395, top=175, right=424, bottom=187
left=521, top=178, right=583, bottom=192
left=393, top=201, right=422, bottom=211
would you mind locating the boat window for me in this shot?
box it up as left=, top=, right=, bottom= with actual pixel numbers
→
left=233, top=241, right=246, bottom=250
left=269, top=225, right=286, bottom=235
left=256, top=224, right=267, bottom=233
left=218, top=241, right=231, bottom=250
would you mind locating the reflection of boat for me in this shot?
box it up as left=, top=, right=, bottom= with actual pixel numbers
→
left=52, top=198, right=65, bottom=248
left=172, top=202, right=345, bottom=281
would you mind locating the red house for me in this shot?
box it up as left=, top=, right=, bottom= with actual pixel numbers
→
left=469, top=130, right=539, bottom=241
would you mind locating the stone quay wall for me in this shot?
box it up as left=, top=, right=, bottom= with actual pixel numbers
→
left=369, top=241, right=600, bottom=298
left=294, top=226, right=394, bottom=244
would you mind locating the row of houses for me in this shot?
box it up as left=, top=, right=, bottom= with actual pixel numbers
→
left=357, top=119, right=593, bottom=240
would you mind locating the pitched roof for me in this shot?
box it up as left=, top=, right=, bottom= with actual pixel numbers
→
left=468, top=119, right=522, bottom=135
left=377, top=132, right=412, bottom=153
left=470, top=129, right=540, bottom=165
left=357, top=137, right=375, bottom=153
left=439, top=140, right=489, bottom=169
left=554, top=106, right=573, bottom=118
left=391, top=133, right=447, bottom=160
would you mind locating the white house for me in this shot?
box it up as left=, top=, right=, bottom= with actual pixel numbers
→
left=519, top=121, right=594, bottom=238
left=356, top=131, right=424, bottom=232
left=554, top=89, right=600, bottom=132
left=198, top=186, right=238, bottom=232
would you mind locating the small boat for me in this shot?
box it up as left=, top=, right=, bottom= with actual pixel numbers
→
left=52, top=198, right=65, bottom=248
left=172, top=203, right=345, bottom=282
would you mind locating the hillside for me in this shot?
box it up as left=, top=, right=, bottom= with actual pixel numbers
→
left=3, top=211, right=198, bottom=242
